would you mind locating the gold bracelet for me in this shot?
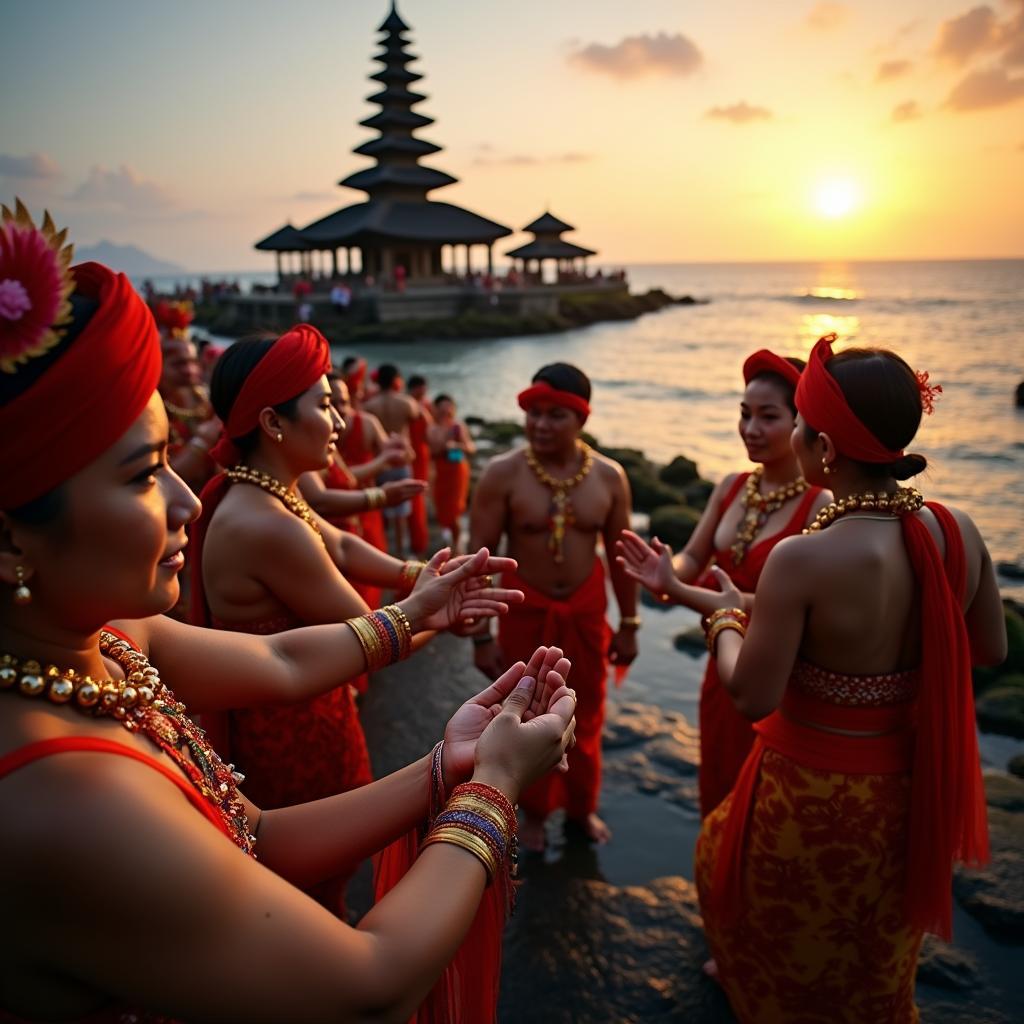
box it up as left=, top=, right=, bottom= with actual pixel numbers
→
left=703, top=607, right=749, bottom=631
left=423, top=827, right=499, bottom=882
left=364, top=487, right=386, bottom=511
left=346, top=615, right=386, bottom=671
left=618, top=615, right=642, bottom=630
left=380, top=604, right=413, bottom=658
left=399, top=559, right=427, bottom=594
left=446, top=794, right=510, bottom=831
left=707, top=618, right=747, bottom=656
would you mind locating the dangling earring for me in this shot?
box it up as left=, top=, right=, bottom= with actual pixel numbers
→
left=275, top=432, right=284, bottom=443
left=822, top=460, right=832, bottom=476
left=13, top=566, right=32, bottom=606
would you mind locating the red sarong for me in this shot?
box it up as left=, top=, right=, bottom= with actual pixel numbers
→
left=431, top=453, right=470, bottom=530
left=409, top=413, right=430, bottom=554
left=697, top=474, right=822, bottom=817
left=498, top=560, right=611, bottom=820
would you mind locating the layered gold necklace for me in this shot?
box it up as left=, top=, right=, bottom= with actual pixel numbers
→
left=731, top=466, right=807, bottom=564
left=0, top=630, right=253, bottom=853
left=163, top=386, right=213, bottom=425
left=227, top=465, right=325, bottom=547
left=803, top=485, right=923, bottom=533
left=524, top=441, right=594, bottom=563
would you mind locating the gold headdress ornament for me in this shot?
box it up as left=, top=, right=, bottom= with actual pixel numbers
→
left=0, top=199, right=75, bottom=373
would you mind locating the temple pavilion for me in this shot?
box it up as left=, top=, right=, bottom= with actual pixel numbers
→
left=506, top=212, right=597, bottom=281
left=256, top=2, right=511, bottom=284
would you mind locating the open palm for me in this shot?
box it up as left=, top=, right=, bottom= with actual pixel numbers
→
left=616, top=529, right=676, bottom=596
left=411, top=547, right=523, bottom=632
left=443, top=646, right=571, bottom=784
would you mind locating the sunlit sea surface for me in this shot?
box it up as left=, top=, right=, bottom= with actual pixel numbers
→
left=316, top=259, right=1022, bottom=582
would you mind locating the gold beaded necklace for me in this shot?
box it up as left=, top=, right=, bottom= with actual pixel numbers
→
left=802, top=486, right=924, bottom=534
left=0, top=631, right=254, bottom=853
left=731, top=466, right=807, bottom=564
left=163, top=386, right=213, bottom=425
left=523, top=441, right=594, bottom=564
left=226, top=465, right=325, bottom=547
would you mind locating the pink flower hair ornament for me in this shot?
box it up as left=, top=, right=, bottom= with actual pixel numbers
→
left=915, top=370, right=942, bottom=415
left=0, top=198, right=75, bottom=374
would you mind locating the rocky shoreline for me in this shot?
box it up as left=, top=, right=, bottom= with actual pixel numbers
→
left=195, top=288, right=703, bottom=343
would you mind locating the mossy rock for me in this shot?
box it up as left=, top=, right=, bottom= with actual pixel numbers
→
left=673, top=627, right=707, bottom=657
left=683, top=478, right=715, bottom=510
left=476, top=420, right=523, bottom=446
left=1003, top=601, right=1024, bottom=675
left=599, top=446, right=654, bottom=476
left=975, top=674, right=1024, bottom=738
left=631, top=474, right=688, bottom=513
left=659, top=455, right=700, bottom=487
left=1009, top=754, right=1024, bottom=780
left=649, top=505, right=702, bottom=549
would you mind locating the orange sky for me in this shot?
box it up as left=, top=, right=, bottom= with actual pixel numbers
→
left=2, top=0, right=1022, bottom=270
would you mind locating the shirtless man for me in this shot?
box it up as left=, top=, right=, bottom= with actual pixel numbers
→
left=363, top=363, right=430, bottom=555
left=469, top=362, right=639, bottom=849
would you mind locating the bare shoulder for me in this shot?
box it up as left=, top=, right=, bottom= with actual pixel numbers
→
left=591, top=449, right=629, bottom=486
left=480, top=447, right=525, bottom=484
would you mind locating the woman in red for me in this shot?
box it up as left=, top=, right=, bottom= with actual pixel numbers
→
left=618, top=350, right=828, bottom=816
left=0, top=201, right=576, bottom=1021
left=693, top=336, right=1004, bottom=1022
left=428, top=393, right=476, bottom=551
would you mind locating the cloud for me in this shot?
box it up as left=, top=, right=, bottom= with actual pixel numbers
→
left=891, top=100, right=922, bottom=122
left=933, top=5, right=1001, bottom=65
left=876, top=59, right=913, bottom=82
left=944, top=65, right=1024, bottom=108
left=0, top=152, right=60, bottom=180
left=804, top=3, right=848, bottom=31
left=68, top=165, right=177, bottom=212
left=291, top=190, right=337, bottom=202
left=568, top=32, right=703, bottom=80
left=705, top=101, right=774, bottom=124
left=473, top=151, right=594, bottom=167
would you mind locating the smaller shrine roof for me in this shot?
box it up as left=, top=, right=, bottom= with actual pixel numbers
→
left=523, top=212, right=575, bottom=234
left=254, top=223, right=312, bottom=251
left=505, top=239, right=596, bottom=260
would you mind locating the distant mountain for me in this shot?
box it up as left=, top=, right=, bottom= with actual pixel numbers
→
left=74, top=240, right=186, bottom=277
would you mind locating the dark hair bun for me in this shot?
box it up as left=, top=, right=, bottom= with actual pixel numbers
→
left=887, top=452, right=927, bottom=480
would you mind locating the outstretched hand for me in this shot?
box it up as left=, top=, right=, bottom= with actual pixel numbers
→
left=443, top=646, right=574, bottom=788
left=616, top=529, right=677, bottom=599
left=401, top=547, right=523, bottom=632
left=704, top=566, right=744, bottom=612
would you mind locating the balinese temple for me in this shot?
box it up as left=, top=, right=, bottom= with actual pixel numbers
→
left=506, top=212, right=597, bottom=280
left=260, top=2, right=511, bottom=284
left=253, top=222, right=311, bottom=280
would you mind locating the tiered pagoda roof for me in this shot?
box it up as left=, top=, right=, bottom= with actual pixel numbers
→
left=506, top=211, right=596, bottom=261
left=296, top=2, right=509, bottom=249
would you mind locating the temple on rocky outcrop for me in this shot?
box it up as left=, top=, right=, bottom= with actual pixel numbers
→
left=506, top=212, right=596, bottom=279
left=261, top=2, right=510, bottom=283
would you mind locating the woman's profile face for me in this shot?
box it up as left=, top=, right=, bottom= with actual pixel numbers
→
left=10, top=392, right=200, bottom=630
left=739, top=378, right=796, bottom=466
left=279, top=376, right=342, bottom=473
left=791, top=413, right=826, bottom=487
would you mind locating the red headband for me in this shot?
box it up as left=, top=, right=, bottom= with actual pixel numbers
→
left=0, top=262, right=161, bottom=508
left=742, top=349, right=801, bottom=388
left=795, top=334, right=903, bottom=463
left=517, top=381, right=591, bottom=422
left=210, top=324, right=331, bottom=466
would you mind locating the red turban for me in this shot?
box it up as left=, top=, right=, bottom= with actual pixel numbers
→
left=517, top=381, right=591, bottom=423
left=209, top=324, right=331, bottom=466
left=795, top=333, right=903, bottom=463
left=742, top=349, right=801, bottom=388
left=0, top=262, right=161, bottom=508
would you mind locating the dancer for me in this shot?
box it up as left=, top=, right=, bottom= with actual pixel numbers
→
left=470, top=362, right=638, bottom=849
left=0, top=201, right=576, bottom=1021
left=694, top=335, right=1004, bottom=1021
left=617, top=350, right=828, bottom=816
left=428, top=393, right=475, bottom=551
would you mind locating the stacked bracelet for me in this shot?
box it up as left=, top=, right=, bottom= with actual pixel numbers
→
left=421, top=781, right=518, bottom=885
left=702, top=607, right=749, bottom=655
left=346, top=605, right=414, bottom=670
left=428, top=740, right=448, bottom=823
left=398, top=559, right=428, bottom=596
left=364, top=487, right=387, bottom=511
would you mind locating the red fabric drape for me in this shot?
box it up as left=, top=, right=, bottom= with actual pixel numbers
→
left=409, top=413, right=430, bottom=554
left=340, top=411, right=388, bottom=553
left=432, top=454, right=471, bottom=529
left=498, top=560, right=611, bottom=820
left=0, top=262, right=161, bottom=509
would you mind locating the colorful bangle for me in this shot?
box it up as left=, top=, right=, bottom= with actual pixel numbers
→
left=702, top=607, right=749, bottom=631
left=451, top=782, right=517, bottom=834
left=423, top=826, right=500, bottom=882
left=398, top=559, right=427, bottom=596
left=346, top=606, right=413, bottom=671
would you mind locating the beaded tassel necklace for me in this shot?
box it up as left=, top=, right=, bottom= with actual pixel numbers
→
left=227, top=465, right=325, bottom=547
left=0, top=630, right=254, bottom=854
left=731, top=466, right=807, bottom=564
left=523, top=441, right=594, bottom=564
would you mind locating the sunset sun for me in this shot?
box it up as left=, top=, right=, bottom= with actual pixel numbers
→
left=814, top=179, right=862, bottom=219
